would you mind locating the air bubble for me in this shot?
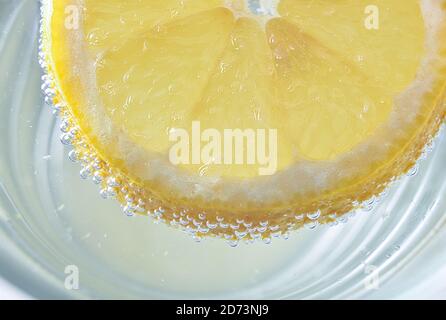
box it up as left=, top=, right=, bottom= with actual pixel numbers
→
left=219, top=222, right=229, bottom=229
left=337, top=216, right=349, bottom=224
left=192, top=219, right=202, bottom=227
left=99, top=188, right=109, bottom=199
left=227, top=240, right=239, bottom=247
left=192, top=235, right=202, bottom=243
left=106, top=186, right=116, bottom=197
left=235, top=230, right=247, bottom=239
left=206, top=221, right=218, bottom=229
left=68, top=149, right=79, bottom=162
left=60, top=133, right=74, bottom=145
left=123, top=205, right=135, bottom=217
left=243, top=221, right=253, bottom=228
left=80, top=167, right=91, bottom=179
left=230, top=224, right=240, bottom=230
left=307, top=210, right=321, bottom=220
left=272, top=232, right=281, bottom=238
left=107, top=176, right=120, bottom=187
left=60, top=119, right=70, bottom=132
left=304, top=221, right=319, bottom=230
left=198, top=226, right=209, bottom=234
left=407, top=164, right=419, bottom=177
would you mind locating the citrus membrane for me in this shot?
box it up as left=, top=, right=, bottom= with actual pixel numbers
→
left=40, top=0, right=446, bottom=241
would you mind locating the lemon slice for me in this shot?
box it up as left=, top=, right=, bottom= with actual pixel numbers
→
left=40, top=0, right=446, bottom=241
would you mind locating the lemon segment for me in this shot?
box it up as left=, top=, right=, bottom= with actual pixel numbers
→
left=267, top=18, right=393, bottom=159
left=96, top=8, right=235, bottom=153
left=278, top=0, right=426, bottom=92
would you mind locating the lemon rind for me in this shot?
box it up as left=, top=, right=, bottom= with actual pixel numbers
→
left=39, top=0, right=446, bottom=243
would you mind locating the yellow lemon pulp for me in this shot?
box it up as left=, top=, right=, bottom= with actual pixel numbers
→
left=42, top=0, right=446, bottom=239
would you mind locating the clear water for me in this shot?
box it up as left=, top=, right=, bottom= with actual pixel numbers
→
left=1, top=0, right=446, bottom=299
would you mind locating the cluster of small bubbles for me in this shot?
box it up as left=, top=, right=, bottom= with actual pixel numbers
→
left=79, top=165, right=92, bottom=179
left=107, top=176, right=120, bottom=187
left=52, top=103, right=65, bottom=116
left=286, top=222, right=296, bottom=230
left=328, top=220, right=338, bottom=227
left=170, top=219, right=178, bottom=227
left=41, top=74, right=52, bottom=91
left=347, top=210, right=357, bottom=218
left=38, top=32, right=46, bottom=67
left=92, top=171, right=103, bottom=184
left=192, top=219, right=201, bottom=227
left=136, top=199, right=145, bottom=212
left=86, top=31, right=100, bottom=46
left=153, top=208, right=164, bottom=219
left=362, top=197, right=376, bottom=212
left=326, top=213, right=338, bottom=227
left=99, top=186, right=117, bottom=199
left=179, top=217, right=189, bottom=226
left=44, top=87, right=56, bottom=104
left=328, top=213, right=338, bottom=220
left=106, top=186, right=117, bottom=198
left=60, top=119, right=71, bottom=133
